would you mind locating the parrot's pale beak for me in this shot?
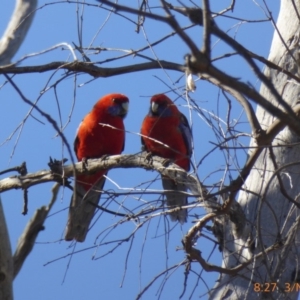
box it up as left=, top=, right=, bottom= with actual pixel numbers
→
left=151, top=102, right=159, bottom=113
left=122, top=101, right=129, bottom=112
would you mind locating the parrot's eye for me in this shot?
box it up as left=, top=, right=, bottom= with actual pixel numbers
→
left=112, top=98, right=126, bottom=104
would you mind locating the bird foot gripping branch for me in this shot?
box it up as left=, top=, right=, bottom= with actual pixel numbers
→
left=48, top=157, right=68, bottom=171
left=161, top=158, right=172, bottom=167
left=144, top=151, right=154, bottom=165
left=48, top=157, right=71, bottom=188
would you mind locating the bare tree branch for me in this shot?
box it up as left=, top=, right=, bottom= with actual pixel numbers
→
left=13, top=183, right=59, bottom=278
left=98, top=1, right=300, bottom=135
left=183, top=211, right=283, bottom=275
left=0, top=60, right=185, bottom=76
left=1, top=153, right=200, bottom=193
left=0, top=0, right=37, bottom=65
left=0, top=198, right=13, bottom=300
left=202, top=0, right=212, bottom=57
left=2, top=58, right=300, bottom=138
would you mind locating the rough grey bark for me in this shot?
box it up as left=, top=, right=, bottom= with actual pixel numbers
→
left=210, top=1, right=300, bottom=299
left=0, top=1, right=37, bottom=299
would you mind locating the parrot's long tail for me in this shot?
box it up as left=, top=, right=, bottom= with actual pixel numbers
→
left=161, top=175, right=187, bottom=224
left=65, top=176, right=106, bottom=242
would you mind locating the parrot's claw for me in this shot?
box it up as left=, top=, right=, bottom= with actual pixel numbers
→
left=48, top=157, right=68, bottom=172
left=100, top=154, right=109, bottom=161
left=81, top=157, right=88, bottom=172
left=145, top=152, right=153, bottom=164
left=162, top=158, right=172, bottom=167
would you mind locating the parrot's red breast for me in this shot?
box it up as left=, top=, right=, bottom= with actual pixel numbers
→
left=75, top=93, right=128, bottom=191
left=141, top=94, right=192, bottom=171
left=141, top=94, right=192, bottom=224
left=65, top=93, right=129, bottom=242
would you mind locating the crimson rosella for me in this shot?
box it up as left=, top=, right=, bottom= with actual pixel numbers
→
left=65, top=93, right=129, bottom=242
left=141, top=94, right=192, bottom=223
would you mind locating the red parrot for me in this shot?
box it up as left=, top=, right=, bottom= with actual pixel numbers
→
left=141, top=94, right=192, bottom=224
left=65, top=93, right=129, bottom=242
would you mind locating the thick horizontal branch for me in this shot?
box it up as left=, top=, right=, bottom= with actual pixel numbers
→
left=0, top=152, right=201, bottom=195
left=0, top=60, right=185, bottom=77
left=0, top=152, right=247, bottom=238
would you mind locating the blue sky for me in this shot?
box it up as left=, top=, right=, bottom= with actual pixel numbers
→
left=0, top=1, right=279, bottom=299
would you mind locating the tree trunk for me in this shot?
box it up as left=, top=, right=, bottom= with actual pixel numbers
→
left=210, top=1, right=300, bottom=299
